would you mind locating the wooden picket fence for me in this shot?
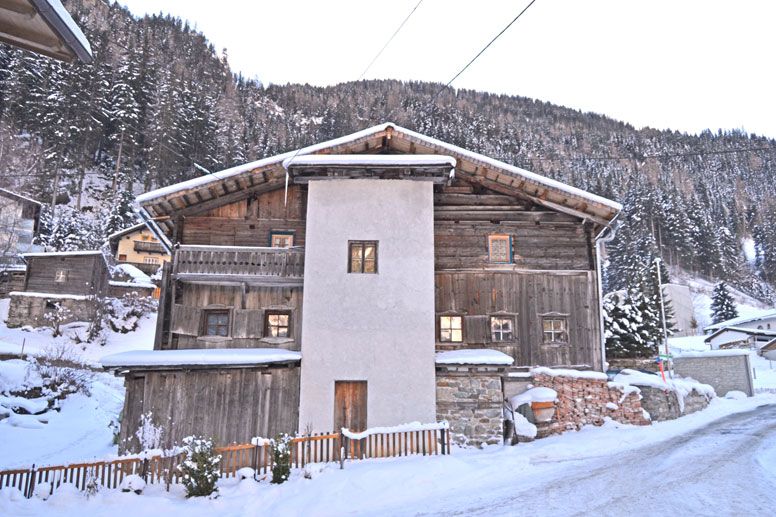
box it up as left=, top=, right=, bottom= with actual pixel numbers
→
left=0, top=425, right=450, bottom=498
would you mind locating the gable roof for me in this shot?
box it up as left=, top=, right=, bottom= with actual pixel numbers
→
left=704, top=326, right=776, bottom=343
left=106, top=222, right=150, bottom=241
left=135, top=122, right=622, bottom=238
left=704, top=308, right=776, bottom=333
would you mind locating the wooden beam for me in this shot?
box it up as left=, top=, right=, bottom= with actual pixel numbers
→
left=172, top=178, right=287, bottom=217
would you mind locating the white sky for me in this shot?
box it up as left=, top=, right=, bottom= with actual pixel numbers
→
left=117, top=0, right=776, bottom=138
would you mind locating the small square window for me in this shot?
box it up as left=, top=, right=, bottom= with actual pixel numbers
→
left=265, top=311, right=291, bottom=337
left=270, top=231, right=294, bottom=248
left=439, top=316, right=463, bottom=342
left=542, top=317, right=568, bottom=343
left=54, top=270, right=67, bottom=283
left=488, top=235, right=512, bottom=264
left=490, top=316, right=514, bottom=341
left=348, top=241, right=378, bottom=274
left=203, top=310, right=230, bottom=337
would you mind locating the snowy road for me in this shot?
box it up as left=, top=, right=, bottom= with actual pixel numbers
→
left=427, top=405, right=776, bottom=517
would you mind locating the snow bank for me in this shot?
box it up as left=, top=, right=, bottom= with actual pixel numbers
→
left=342, top=421, right=448, bottom=440
left=531, top=367, right=608, bottom=381
left=510, top=387, right=558, bottom=408
left=0, top=394, right=49, bottom=415
left=101, top=348, right=302, bottom=368
left=513, top=413, right=537, bottom=439
left=435, top=349, right=514, bottom=365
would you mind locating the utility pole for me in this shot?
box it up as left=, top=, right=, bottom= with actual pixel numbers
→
left=655, top=257, right=670, bottom=356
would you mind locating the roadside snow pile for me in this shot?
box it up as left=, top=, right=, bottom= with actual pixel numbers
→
left=435, top=349, right=514, bottom=365
left=342, top=421, right=448, bottom=439
left=512, top=413, right=537, bottom=440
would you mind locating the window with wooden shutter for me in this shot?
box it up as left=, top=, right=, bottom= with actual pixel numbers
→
left=488, top=234, right=512, bottom=264
left=232, top=309, right=264, bottom=339
left=265, top=311, right=291, bottom=338
left=464, top=315, right=490, bottom=343
left=171, top=304, right=203, bottom=336
left=439, top=315, right=463, bottom=342
left=490, top=316, right=514, bottom=341
left=202, top=310, right=230, bottom=337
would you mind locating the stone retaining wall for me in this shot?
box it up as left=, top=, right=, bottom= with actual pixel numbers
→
left=6, top=294, right=93, bottom=328
left=638, top=385, right=711, bottom=421
left=530, top=371, right=651, bottom=437
left=436, top=366, right=504, bottom=447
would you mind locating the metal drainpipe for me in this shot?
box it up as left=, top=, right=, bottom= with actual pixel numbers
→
left=594, top=214, right=620, bottom=372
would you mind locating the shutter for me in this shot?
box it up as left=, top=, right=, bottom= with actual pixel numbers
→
left=232, top=308, right=264, bottom=338
left=170, top=304, right=202, bottom=336
left=464, top=315, right=490, bottom=344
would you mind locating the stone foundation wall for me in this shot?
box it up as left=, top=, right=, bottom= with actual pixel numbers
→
left=6, top=294, right=92, bottom=328
left=638, top=385, right=710, bottom=421
left=607, top=357, right=660, bottom=373
left=530, top=372, right=651, bottom=437
left=436, top=367, right=504, bottom=447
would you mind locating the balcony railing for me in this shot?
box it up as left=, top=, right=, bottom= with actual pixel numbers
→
left=134, top=241, right=167, bottom=254
left=173, top=245, right=304, bottom=285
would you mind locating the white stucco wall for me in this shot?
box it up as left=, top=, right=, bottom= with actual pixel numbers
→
left=663, top=284, right=696, bottom=336
left=298, top=179, right=437, bottom=432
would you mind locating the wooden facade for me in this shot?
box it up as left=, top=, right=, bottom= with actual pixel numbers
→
left=23, top=253, right=108, bottom=296
left=112, top=123, right=620, bottom=449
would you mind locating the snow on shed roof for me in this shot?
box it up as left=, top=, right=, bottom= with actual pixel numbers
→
left=435, top=349, right=514, bottom=366
left=106, top=223, right=148, bottom=241
left=101, top=348, right=302, bottom=369
left=703, top=308, right=776, bottom=332
left=22, top=250, right=103, bottom=258
left=135, top=123, right=621, bottom=227
left=0, top=188, right=41, bottom=206
left=704, top=326, right=776, bottom=343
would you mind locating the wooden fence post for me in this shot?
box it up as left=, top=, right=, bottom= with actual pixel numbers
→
left=441, top=429, right=447, bottom=455
left=140, top=458, right=149, bottom=482
left=339, top=431, right=345, bottom=470
left=25, top=465, right=36, bottom=499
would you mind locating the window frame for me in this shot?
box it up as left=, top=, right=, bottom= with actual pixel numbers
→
left=490, top=315, right=515, bottom=342
left=201, top=309, right=231, bottom=337
left=488, top=234, right=513, bottom=264
left=348, top=240, right=378, bottom=274
left=541, top=315, right=569, bottom=344
left=269, top=230, right=295, bottom=248
left=439, top=315, right=464, bottom=343
left=264, top=310, right=292, bottom=338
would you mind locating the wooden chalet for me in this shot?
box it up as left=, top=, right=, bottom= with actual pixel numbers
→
left=108, top=222, right=171, bottom=276
left=0, top=188, right=41, bottom=296
left=104, top=123, right=621, bottom=450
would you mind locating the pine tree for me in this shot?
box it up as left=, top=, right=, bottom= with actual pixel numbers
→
left=104, top=187, right=138, bottom=237
left=711, top=282, right=739, bottom=324
left=603, top=290, right=659, bottom=359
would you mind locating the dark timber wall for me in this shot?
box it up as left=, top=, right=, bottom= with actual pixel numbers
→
left=24, top=254, right=108, bottom=295
left=118, top=365, right=300, bottom=453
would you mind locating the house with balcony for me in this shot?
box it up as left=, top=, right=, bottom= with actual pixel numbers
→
left=108, top=223, right=171, bottom=276
left=0, top=188, right=42, bottom=296
left=102, top=123, right=621, bottom=450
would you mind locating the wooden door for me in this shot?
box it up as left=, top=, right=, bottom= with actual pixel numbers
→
left=334, top=381, right=367, bottom=432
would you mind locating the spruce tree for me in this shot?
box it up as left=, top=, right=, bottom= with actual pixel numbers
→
left=711, top=282, right=738, bottom=324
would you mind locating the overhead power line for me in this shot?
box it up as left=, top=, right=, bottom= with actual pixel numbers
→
left=358, top=0, right=425, bottom=80
left=434, top=0, right=538, bottom=99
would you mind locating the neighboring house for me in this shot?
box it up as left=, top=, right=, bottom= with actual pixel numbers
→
left=704, top=309, right=776, bottom=334
left=102, top=123, right=621, bottom=450
left=704, top=326, right=776, bottom=350
left=0, top=188, right=42, bottom=296
left=108, top=223, right=171, bottom=276
left=761, top=338, right=776, bottom=361
left=0, top=0, right=92, bottom=63
left=5, top=250, right=155, bottom=328
left=662, top=283, right=696, bottom=336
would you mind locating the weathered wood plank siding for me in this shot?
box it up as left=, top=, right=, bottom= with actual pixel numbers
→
left=435, top=271, right=602, bottom=369
left=23, top=255, right=107, bottom=295
left=181, top=186, right=306, bottom=247
left=118, top=365, right=300, bottom=453
left=166, top=283, right=302, bottom=351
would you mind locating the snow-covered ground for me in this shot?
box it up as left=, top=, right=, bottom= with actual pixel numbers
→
left=0, top=297, right=157, bottom=468
left=1, top=395, right=774, bottom=516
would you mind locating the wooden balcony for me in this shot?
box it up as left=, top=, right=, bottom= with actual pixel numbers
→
left=172, top=245, right=304, bottom=286
left=134, top=240, right=167, bottom=254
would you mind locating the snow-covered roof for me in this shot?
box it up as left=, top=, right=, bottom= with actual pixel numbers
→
left=283, top=154, right=456, bottom=169
left=22, top=250, right=103, bottom=258
left=704, top=326, right=776, bottom=343
left=136, top=123, right=621, bottom=231
left=106, top=223, right=148, bottom=241
left=435, top=349, right=514, bottom=366
left=674, top=349, right=751, bottom=358
left=101, top=348, right=302, bottom=369
left=9, top=291, right=91, bottom=300
left=108, top=280, right=156, bottom=290
left=0, top=188, right=41, bottom=206
left=703, top=309, right=776, bottom=332
left=32, top=0, right=92, bottom=62
left=112, top=263, right=153, bottom=284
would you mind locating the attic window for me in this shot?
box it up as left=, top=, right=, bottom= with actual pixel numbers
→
left=348, top=241, right=378, bottom=274
left=270, top=231, right=294, bottom=248
left=54, top=270, right=67, bottom=283
left=488, top=235, right=512, bottom=264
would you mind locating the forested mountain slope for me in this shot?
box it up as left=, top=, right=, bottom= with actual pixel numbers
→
left=1, top=0, right=775, bottom=301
